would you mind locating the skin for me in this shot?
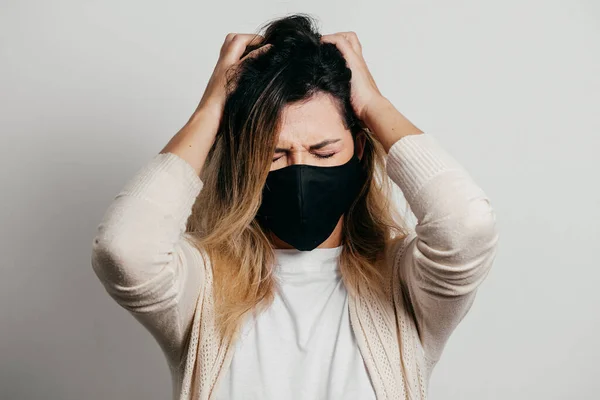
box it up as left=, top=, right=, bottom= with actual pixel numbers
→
left=161, top=31, right=424, bottom=249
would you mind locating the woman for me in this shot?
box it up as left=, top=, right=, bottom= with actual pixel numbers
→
left=91, top=14, right=499, bottom=400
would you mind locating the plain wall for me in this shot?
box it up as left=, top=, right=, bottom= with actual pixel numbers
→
left=1, top=0, right=598, bottom=399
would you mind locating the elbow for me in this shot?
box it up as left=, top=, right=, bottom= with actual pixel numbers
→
left=90, top=229, right=141, bottom=286
left=413, top=205, right=499, bottom=298
left=414, top=171, right=500, bottom=259
left=90, top=233, right=176, bottom=313
left=447, top=199, right=499, bottom=288
left=91, top=231, right=120, bottom=284
left=461, top=197, right=499, bottom=251
left=418, top=197, right=499, bottom=286
left=435, top=197, right=499, bottom=257
left=463, top=199, right=499, bottom=278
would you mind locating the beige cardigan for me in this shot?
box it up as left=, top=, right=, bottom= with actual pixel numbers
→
left=91, top=133, right=499, bottom=400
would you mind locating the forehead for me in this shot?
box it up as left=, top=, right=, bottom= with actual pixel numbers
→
left=276, top=92, right=350, bottom=144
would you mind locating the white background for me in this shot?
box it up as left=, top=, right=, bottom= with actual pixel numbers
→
left=1, top=1, right=598, bottom=399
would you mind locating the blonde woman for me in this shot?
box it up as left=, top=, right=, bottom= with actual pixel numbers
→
left=91, top=14, right=499, bottom=400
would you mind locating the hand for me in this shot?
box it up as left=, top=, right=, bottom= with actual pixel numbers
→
left=320, top=32, right=385, bottom=124
left=196, top=33, right=272, bottom=119
left=161, top=34, right=271, bottom=174
left=321, top=32, right=422, bottom=151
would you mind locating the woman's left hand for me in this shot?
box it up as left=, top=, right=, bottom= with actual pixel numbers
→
left=320, top=32, right=385, bottom=123
left=320, top=32, right=423, bottom=152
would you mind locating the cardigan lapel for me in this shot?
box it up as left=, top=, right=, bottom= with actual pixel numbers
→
left=389, top=235, right=429, bottom=400
left=347, top=282, right=407, bottom=400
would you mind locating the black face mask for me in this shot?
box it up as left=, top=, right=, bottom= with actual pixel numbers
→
left=256, top=153, right=366, bottom=251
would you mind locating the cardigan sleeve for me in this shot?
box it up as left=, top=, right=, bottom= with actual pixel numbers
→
left=385, top=133, right=499, bottom=364
left=90, top=151, right=207, bottom=366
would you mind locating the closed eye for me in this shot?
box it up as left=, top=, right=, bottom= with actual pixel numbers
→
left=313, top=152, right=336, bottom=159
left=271, top=151, right=337, bottom=162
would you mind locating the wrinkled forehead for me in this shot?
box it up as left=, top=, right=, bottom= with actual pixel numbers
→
left=275, top=92, right=352, bottom=147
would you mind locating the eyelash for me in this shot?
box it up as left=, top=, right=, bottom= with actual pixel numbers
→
left=272, top=153, right=336, bottom=162
left=314, top=152, right=336, bottom=159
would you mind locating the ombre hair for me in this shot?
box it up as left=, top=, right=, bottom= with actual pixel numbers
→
left=186, top=12, right=411, bottom=359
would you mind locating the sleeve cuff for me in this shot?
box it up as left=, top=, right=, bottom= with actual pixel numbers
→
left=385, top=133, right=466, bottom=204
left=118, top=152, right=204, bottom=226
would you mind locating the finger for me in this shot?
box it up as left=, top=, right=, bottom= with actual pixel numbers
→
left=320, top=33, right=358, bottom=60
left=338, top=31, right=362, bottom=54
left=322, top=32, right=362, bottom=55
left=223, top=33, right=265, bottom=63
left=239, top=43, right=273, bottom=63
left=223, top=32, right=264, bottom=46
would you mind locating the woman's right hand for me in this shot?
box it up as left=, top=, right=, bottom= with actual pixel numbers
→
left=196, top=33, right=272, bottom=119
left=161, top=34, right=271, bottom=175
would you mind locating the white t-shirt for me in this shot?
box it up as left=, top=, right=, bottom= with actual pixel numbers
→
left=214, top=245, right=377, bottom=400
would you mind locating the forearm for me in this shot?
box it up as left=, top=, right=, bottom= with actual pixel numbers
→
left=362, top=96, right=424, bottom=153
left=160, top=105, right=222, bottom=176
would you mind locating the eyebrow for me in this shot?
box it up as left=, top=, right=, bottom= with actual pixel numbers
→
left=274, top=139, right=342, bottom=153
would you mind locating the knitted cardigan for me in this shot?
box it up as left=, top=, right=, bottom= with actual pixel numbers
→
left=91, top=133, right=499, bottom=400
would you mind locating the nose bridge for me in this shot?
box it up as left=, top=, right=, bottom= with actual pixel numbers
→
left=288, top=148, right=307, bottom=166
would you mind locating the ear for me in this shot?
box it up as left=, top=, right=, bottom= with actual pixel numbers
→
left=355, top=130, right=367, bottom=160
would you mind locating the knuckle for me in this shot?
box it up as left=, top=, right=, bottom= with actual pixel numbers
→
left=231, top=34, right=245, bottom=43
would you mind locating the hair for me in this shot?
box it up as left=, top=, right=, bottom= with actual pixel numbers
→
left=186, top=12, right=413, bottom=394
